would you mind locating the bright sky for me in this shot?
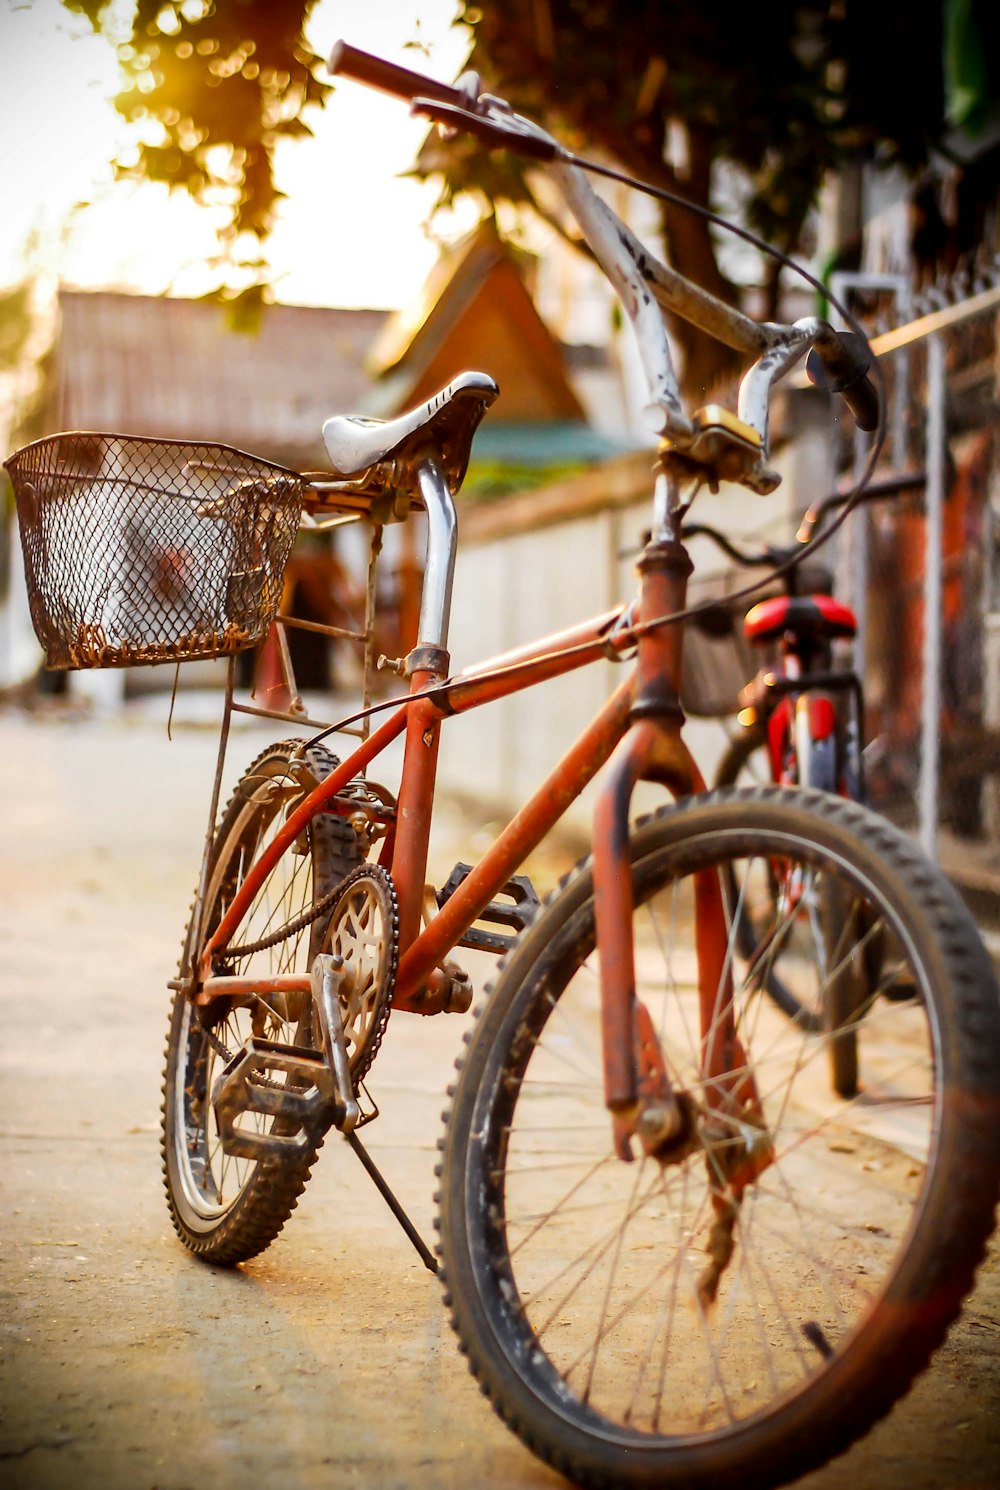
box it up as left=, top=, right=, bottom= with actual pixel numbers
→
left=0, top=0, right=475, bottom=309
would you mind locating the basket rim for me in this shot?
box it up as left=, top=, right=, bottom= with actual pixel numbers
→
left=3, top=428, right=306, bottom=482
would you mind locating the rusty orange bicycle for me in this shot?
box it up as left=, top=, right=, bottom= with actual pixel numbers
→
left=6, top=43, right=1000, bottom=1490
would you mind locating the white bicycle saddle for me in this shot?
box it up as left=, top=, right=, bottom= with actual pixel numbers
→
left=322, top=370, right=499, bottom=494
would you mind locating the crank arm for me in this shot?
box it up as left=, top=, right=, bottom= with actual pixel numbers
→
left=311, top=953, right=362, bottom=1133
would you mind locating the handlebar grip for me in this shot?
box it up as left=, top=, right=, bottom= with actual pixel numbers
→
left=805, top=330, right=881, bottom=434
left=328, top=39, right=466, bottom=107
left=838, top=371, right=880, bottom=433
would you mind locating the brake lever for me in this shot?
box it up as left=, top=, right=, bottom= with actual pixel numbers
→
left=411, top=95, right=565, bottom=163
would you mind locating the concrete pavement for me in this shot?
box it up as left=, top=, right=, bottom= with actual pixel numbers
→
left=0, top=708, right=997, bottom=1490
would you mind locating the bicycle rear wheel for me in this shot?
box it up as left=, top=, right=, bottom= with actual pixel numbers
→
left=162, top=739, right=363, bottom=1265
left=438, top=786, right=1000, bottom=1490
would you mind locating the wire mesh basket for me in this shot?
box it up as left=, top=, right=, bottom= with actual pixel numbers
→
left=680, top=572, right=761, bottom=719
left=680, top=561, right=834, bottom=717
left=4, top=433, right=305, bottom=669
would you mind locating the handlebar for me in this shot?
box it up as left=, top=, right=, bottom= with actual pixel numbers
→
left=329, top=39, right=883, bottom=483
left=329, top=40, right=563, bottom=162
left=329, top=39, right=471, bottom=108
left=681, top=524, right=777, bottom=570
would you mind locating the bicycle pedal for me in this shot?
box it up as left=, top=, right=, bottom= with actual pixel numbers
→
left=436, top=863, right=540, bottom=955
left=211, top=1036, right=341, bottom=1162
left=882, top=968, right=920, bottom=1002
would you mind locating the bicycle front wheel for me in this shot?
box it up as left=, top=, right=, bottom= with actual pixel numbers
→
left=438, top=786, right=1000, bottom=1490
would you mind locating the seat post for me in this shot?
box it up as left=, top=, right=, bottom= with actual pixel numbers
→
left=414, top=455, right=458, bottom=653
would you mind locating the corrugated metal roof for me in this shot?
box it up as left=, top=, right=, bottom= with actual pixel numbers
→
left=54, top=291, right=387, bottom=469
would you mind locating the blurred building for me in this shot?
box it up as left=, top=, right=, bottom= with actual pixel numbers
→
left=53, top=291, right=388, bottom=471
left=1, top=235, right=636, bottom=697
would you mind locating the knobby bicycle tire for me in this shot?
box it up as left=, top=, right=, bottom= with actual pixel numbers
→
left=438, top=786, right=1000, bottom=1490
left=161, top=739, right=362, bottom=1265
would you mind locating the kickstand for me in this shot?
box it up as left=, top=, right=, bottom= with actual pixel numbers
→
left=344, top=1130, right=439, bottom=1275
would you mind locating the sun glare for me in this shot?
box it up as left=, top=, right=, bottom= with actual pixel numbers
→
left=0, top=0, right=474, bottom=309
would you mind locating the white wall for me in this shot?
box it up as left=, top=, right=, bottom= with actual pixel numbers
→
left=438, top=495, right=752, bottom=840
left=0, top=533, right=40, bottom=688
left=435, top=395, right=831, bottom=843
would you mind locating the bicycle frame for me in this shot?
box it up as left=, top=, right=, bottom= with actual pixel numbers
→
left=197, top=614, right=637, bottom=1003
left=191, top=452, right=742, bottom=1150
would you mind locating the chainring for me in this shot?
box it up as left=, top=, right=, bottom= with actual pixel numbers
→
left=313, top=863, right=398, bottom=1086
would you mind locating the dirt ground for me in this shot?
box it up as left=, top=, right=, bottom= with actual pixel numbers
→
left=1, top=707, right=998, bottom=1490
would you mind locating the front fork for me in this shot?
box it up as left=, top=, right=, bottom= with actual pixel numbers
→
left=591, top=511, right=762, bottom=1173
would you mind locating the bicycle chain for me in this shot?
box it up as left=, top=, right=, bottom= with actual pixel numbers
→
left=191, top=740, right=397, bottom=1086
left=197, top=1017, right=233, bottom=1064
left=222, top=877, right=345, bottom=959
left=220, top=739, right=354, bottom=961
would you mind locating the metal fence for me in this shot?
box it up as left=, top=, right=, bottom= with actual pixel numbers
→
left=833, top=275, right=1000, bottom=875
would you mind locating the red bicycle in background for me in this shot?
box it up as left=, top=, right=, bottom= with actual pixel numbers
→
left=681, top=473, right=925, bottom=1095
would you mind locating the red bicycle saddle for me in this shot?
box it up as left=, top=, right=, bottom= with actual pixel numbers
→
left=744, top=594, right=857, bottom=645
